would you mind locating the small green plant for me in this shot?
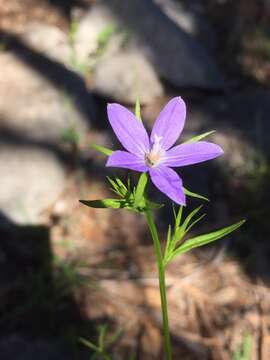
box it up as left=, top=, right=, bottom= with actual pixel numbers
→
left=68, top=18, right=89, bottom=76
left=61, top=93, right=81, bottom=150
left=95, top=25, right=116, bottom=57
left=80, top=97, right=245, bottom=360
left=233, top=333, right=253, bottom=360
left=92, top=25, right=133, bottom=73
left=80, top=324, right=122, bottom=360
left=68, top=19, right=79, bottom=47
left=53, top=256, right=90, bottom=297
left=55, top=237, right=76, bottom=252
left=60, top=125, right=80, bottom=147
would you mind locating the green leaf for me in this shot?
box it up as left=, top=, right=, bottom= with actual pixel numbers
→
left=90, top=144, right=113, bottom=156
left=107, top=177, right=119, bottom=192
left=107, top=328, right=123, bottom=347
left=68, top=19, right=79, bottom=44
left=233, top=348, right=241, bottom=360
left=170, top=220, right=245, bottom=261
left=107, top=177, right=128, bottom=197
left=115, top=178, right=128, bottom=192
left=174, top=205, right=203, bottom=244
left=134, top=173, right=148, bottom=207
left=98, top=324, right=108, bottom=350
left=185, top=213, right=206, bottom=233
left=183, top=130, right=216, bottom=144
left=233, top=333, right=252, bottom=360
left=127, top=176, right=131, bottom=191
left=97, top=24, right=116, bottom=47
left=79, top=338, right=99, bottom=352
left=80, top=199, right=126, bottom=209
left=183, top=187, right=209, bottom=202
left=145, top=200, right=164, bottom=210
left=135, top=96, right=142, bottom=122
left=181, top=205, right=204, bottom=232
left=164, top=225, right=172, bottom=260
left=174, top=205, right=183, bottom=229
left=81, top=175, right=161, bottom=213
left=60, top=126, right=80, bottom=145
left=243, top=334, right=252, bottom=360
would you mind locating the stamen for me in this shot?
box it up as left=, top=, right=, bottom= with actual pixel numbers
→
left=145, top=134, right=165, bottom=167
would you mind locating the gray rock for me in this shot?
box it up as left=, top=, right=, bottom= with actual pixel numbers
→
left=0, top=53, right=89, bottom=142
left=92, top=50, right=164, bottom=104
left=22, top=22, right=71, bottom=65
left=74, top=4, right=117, bottom=65
left=74, top=0, right=224, bottom=100
left=153, top=0, right=217, bottom=51
left=106, top=0, right=226, bottom=90
left=0, top=52, right=92, bottom=224
left=74, top=4, right=164, bottom=103
left=0, top=146, right=65, bottom=224
left=180, top=88, right=270, bottom=177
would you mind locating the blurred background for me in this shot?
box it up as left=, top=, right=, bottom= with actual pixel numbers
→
left=0, top=0, right=270, bottom=359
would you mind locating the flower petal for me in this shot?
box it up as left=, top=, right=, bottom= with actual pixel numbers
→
left=149, top=166, right=186, bottom=205
left=107, top=104, right=150, bottom=156
left=106, top=151, right=148, bottom=172
left=150, top=97, right=186, bottom=150
left=163, top=141, right=223, bottom=167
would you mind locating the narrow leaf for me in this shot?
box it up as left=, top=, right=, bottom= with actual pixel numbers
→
left=135, top=97, right=142, bottom=122
left=146, top=200, right=164, bottom=210
left=233, top=348, right=241, bottom=360
left=171, top=220, right=245, bottom=260
left=97, top=24, right=116, bottom=46
left=175, top=206, right=183, bottom=230
left=79, top=338, right=99, bottom=352
left=107, top=177, right=128, bottom=197
left=243, top=334, right=252, bottom=359
left=185, top=213, right=206, bottom=233
left=183, top=130, right=216, bottom=144
left=115, top=178, right=128, bottom=197
left=134, top=173, right=148, bottom=207
left=80, top=199, right=126, bottom=209
left=127, top=176, right=131, bottom=191
left=184, top=187, right=209, bottom=202
left=98, top=324, right=108, bottom=350
left=115, top=178, right=128, bottom=192
left=174, top=205, right=203, bottom=243
left=164, top=225, right=172, bottom=261
left=90, top=144, right=113, bottom=156
left=107, top=328, right=123, bottom=347
left=107, top=177, right=118, bottom=191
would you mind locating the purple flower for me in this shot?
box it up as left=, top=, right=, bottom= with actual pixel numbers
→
left=106, top=97, right=223, bottom=205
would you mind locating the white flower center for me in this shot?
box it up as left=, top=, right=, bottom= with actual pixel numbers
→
left=145, top=134, right=165, bottom=167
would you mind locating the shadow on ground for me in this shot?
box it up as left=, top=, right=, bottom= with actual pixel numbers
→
left=0, top=211, right=99, bottom=359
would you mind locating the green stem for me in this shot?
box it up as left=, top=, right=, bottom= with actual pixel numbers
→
left=145, top=209, right=172, bottom=360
